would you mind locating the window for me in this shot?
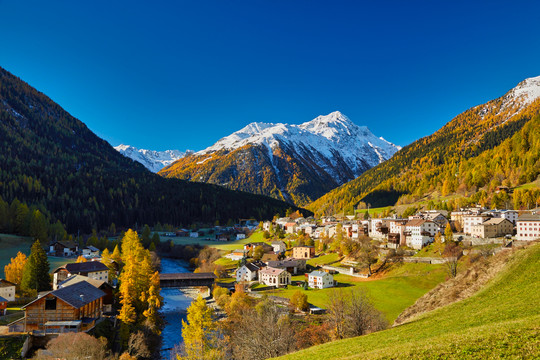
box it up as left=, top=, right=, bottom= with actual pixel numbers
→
left=45, top=298, right=57, bottom=310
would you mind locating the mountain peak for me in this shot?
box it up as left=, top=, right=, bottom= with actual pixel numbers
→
left=511, top=75, right=540, bottom=105
left=114, top=144, right=187, bottom=172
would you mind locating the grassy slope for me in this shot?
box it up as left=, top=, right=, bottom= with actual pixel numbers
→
left=275, top=242, right=540, bottom=360
left=261, top=262, right=445, bottom=322
left=0, top=234, right=33, bottom=278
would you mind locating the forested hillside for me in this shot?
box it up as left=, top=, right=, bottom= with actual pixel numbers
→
left=309, top=78, right=540, bottom=215
left=0, top=67, right=304, bottom=233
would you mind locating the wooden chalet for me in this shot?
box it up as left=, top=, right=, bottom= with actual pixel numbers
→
left=49, top=241, right=79, bottom=257
left=57, top=275, right=114, bottom=313
left=19, top=281, right=105, bottom=334
left=53, top=261, right=109, bottom=289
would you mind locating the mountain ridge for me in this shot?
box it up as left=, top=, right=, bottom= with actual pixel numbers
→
left=158, top=111, right=400, bottom=205
left=308, top=75, right=540, bottom=215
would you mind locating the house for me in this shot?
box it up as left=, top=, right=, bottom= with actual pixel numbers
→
left=275, top=217, right=292, bottom=229
left=236, top=233, right=246, bottom=240
left=53, top=262, right=110, bottom=290
left=235, top=263, right=261, bottom=282
left=189, top=231, right=199, bottom=238
left=404, top=219, right=438, bottom=249
left=15, top=281, right=104, bottom=334
left=388, top=219, right=408, bottom=246
left=516, top=214, right=540, bottom=241
left=421, top=211, right=449, bottom=232
left=262, top=221, right=272, bottom=231
left=370, top=219, right=391, bottom=239
left=292, top=246, right=315, bottom=259
left=81, top=245, right=100, bottom=258
left=57, top=275, right=114, bottom=313
left=0, top=296, right=7, bottom=315
left=271, top=241, right=287, bottom=254
left=284, top=222, right=298, bottom=234
left=225, top=250, right=245, bottom=261
left=496, top=210, right=518, bottom=224
left=266, top=259, right=306, bottom=275
left=307, top=271, right=335, bottom=289
left=49, top=241, right=79, bottom=257
left=0, top=279, right=16, bottom=302
left=470, top=218, right=514, bottom=238
left=463, top=215, right=491, bottom=235
left=258, top=267, right=291, bottom=287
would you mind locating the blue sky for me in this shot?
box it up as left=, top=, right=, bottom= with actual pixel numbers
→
left=1, top=1, right=540, bottom=151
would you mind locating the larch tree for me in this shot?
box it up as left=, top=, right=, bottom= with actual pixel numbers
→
left=4, top=251, right=27, bottom=291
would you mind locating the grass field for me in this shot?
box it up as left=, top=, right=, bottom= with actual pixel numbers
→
left=306, top=253, right=340, bottom=267
left=275, top=242, right=540, bottom=360
left=261, top=262, right=446, bottom=322
left=160, top=229, right=272, bottom=251
left=0, top=234, right=33, bottom=278
left=0, top=233, right=75, bottom=278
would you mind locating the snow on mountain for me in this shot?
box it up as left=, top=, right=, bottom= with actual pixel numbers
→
left=199, top=111, right=400, bottom=180
left=115, top=144, right=188, bottom=172
left=508, top=75, right=540, bottom=105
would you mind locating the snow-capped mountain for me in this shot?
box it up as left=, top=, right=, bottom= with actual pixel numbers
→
left=114, top=144, right=188, bottom=172
left=159, top=111, right=400, bottom=205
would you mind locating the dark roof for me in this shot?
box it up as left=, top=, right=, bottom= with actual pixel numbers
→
left=24, top=281, right=105, bottom=310
left=0, top=296, right=7, bottom=302
left=0, top=279, right=16, bottom=288
left=267, top=260, right=302, bottom=268
left=159, top=272, right=217, bottom=280
left=65, top=262, right=109, bottom=273
left=244, top=263, right=260, bottom=272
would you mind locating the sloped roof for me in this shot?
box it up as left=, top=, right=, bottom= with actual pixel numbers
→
left=65, top=261, right=109, bottom=273
left=0, top=279, right=16, bottom=288
left=484, top=217, right=512, bottom=225
left=24, top=281, right=105, bottom=310
left=517, top=214, right=540, bottom=221
left=259, top=267, right=286, bottom=276
left=0, top=296, right=7, bottom=302
left=244, top=263, right=260, bottom=272
left=58, top=274, right=108, bottom=289
left=309, top=271, right=330, bottom=277
left=267, top=259, right=302, bottom=268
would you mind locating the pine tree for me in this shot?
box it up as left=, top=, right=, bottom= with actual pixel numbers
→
left=21, top=240, right=51, bottom=294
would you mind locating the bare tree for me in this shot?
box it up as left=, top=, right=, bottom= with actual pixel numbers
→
left=33, top=332, right=109, bottom=360
left=326, top=289, right=388, bottom=340
left=443, top=242, right=462, bottom=278
left=228, top=298, right=296, bottom=360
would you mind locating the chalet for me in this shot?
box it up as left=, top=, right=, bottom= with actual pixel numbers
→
left=470, top=218, right=513, bottom=238
left=235, top=263, right=261, bottom=282
left=271, top=241, right=287, bottom=254
left=53, top=262, right=109, bottom=290
left=81, top=245, right=100, bottom=258
left=267, top=259, right=306, bottom=275
left=307, top=271, right=335, bottom=289
left=275, top=217, right=292, bottom=229
left=0, top=279, right=16, bottom=302
left=516, top=214, right=540, bottom=241
left=292, top=246, right=315, bottom=259
left=49, top=241, right=79, bottom=257
left=0, top=296, right=7, bottom=315
left=262, top=221, right=272, bottom=231
left=420, top=211, right=449, bottom=232
left=57, top=275, right=114, bottom=313
left=17, top=281, right=104, bottom=334
left=259, top=267, right=291, bottom=287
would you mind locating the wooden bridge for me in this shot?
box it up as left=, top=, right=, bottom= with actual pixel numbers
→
left=160, top=272, right=216, bottom=288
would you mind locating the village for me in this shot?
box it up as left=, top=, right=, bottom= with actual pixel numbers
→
left=0, top=205, right=539, bottom=357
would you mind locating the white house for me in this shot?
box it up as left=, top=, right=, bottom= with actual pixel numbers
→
left=516, top=214, right=540, bottom=241
left=271, top=241, right=287, bottom=253
left=405, top=219, right=438, bottom=249
left=258, top=267, right=291, bottom=287
left=497, top=210, right=518, bottom=224
left=189, top=232, right=199, bottom=238
left=82, top=246, right=100, bottom=258
left=53, top=262, right=110, bottom=290
left=236, top=233, right=246, bottom=240
left=463, top=215, right=491, bottom=235
left=307, top=271, right=334, bottom=289
left=236, top=263, right=261, bottom=282
left=0, top=279, right=16, bottom=302
left=225, top=249, right=245, bottom=261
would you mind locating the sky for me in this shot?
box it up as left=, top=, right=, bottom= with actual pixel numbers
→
left=1, top=1, right=540, bottom=151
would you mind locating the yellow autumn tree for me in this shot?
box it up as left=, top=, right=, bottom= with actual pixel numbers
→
left=76, top=255, right=87, bottom=263
left=4, top=251, right=27, bottom=291
left=178, top=295, right=224, bottom=360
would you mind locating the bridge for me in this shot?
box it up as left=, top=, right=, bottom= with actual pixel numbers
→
left=160, top=272, right=216, bottom=288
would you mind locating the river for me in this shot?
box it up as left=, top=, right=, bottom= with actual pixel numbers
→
left=159, top=257, right=194, bottom=359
